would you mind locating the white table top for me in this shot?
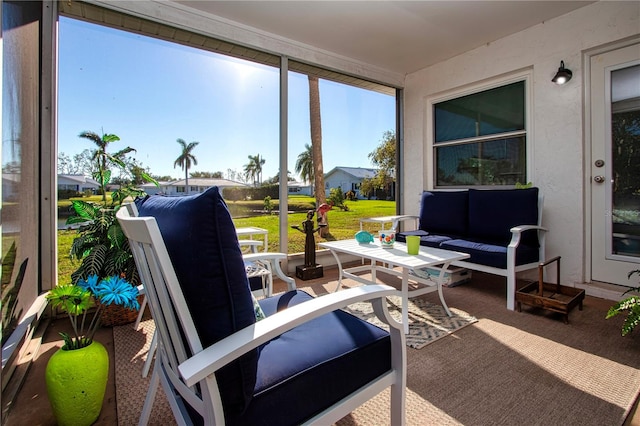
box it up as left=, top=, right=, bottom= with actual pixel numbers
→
left=319, top=239, right=469, bottom=269
left=235, top=226, right=268, bottom=236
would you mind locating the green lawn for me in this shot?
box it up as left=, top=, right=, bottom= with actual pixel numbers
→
left=233, top=198, right=397, bottom=253
left=57, top=195, right=396, bottom=285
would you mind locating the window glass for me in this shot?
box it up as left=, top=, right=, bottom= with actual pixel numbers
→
left=435, top=81, right=524, bottom=143
left=436, top=137, right=526, bottom=186
left=58, top=14, right=396, bottom=265
left=434, top=80, right=526, bottom=187
left=2, top=0, right=41, bottom=344
left=285, top=69, right=396, bottom=252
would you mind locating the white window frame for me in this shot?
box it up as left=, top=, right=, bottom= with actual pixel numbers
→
left=425, top=70, right=533, bottom=189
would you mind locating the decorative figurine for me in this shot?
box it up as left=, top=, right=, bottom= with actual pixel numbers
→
left=316, top=203, right=333, bottom=238
left=292, top=209, right=325, bottom=280
left=355, top=230, right=374, bottom=244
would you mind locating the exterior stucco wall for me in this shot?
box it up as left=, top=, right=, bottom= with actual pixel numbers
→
left=403, top=1, right=639, bottom=287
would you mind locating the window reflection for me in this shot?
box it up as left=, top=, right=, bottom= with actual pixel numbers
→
left=2, top=1, right=41, bottom=344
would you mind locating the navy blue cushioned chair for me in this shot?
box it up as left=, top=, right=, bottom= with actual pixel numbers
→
left=119, top=187, right=406, bottom=425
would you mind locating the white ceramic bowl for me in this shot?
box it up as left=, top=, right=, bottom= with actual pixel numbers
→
left=378, top=231, right=395, bottom=248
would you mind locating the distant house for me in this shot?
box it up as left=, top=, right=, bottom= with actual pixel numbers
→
left=323, top=166, right=377, bottom=199
left=57, top=174, right=100, bottom=193
left=287, top=181, right=312, bottom=196
left=140, top=178, right=248, bottom=196
left=139, top=181, right=171, bottom=196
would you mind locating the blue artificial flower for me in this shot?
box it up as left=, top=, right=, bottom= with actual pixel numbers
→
left=77, top=274, right=101, bottom=297
left=96, top=276, right=141, bottom=310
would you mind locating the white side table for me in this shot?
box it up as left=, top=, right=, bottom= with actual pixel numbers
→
left=236, top=226, right=268, bottom=252
left=359, top=215, right=419, bottom=232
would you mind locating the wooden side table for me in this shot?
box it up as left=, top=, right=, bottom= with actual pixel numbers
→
left=515, top=256, right=586, bottom=323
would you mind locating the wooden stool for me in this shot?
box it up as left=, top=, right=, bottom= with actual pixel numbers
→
left=515, top=256, right=585, bottom=323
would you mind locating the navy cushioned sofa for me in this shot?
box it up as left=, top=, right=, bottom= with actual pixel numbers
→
left=397, top=188, right=547, bottom=310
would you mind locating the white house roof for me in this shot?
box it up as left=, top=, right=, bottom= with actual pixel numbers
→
left=171, top=178, right=248, bottom=187
left=140, top=181, right=172, bottom=188
left=140, top=178, right=248, bottom=188
left=287, top=181, right=311, bottom=188
left=325, top=166, right=377, bottom=179
left=58, top=174, right=100, bottom=187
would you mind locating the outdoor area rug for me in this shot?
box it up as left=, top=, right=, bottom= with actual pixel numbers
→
left=344, top=295, right=477, bottom=349
left=113, top=319, right=175, bottom=426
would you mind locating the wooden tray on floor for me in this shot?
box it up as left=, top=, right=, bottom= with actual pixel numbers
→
left=515, top=256, right=585, bottom=323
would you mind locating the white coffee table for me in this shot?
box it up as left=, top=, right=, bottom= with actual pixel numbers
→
left=319, top=239, right=470, bottom=334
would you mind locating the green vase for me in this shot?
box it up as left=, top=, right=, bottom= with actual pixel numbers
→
left=45, top=341, right=109, bottom=426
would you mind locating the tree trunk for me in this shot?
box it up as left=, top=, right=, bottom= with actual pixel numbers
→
left=185, top=167, right=189, bottom=195
left=308, top=76, right=329, bottom=237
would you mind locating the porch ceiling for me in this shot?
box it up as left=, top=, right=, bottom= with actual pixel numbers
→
left=174, top=1, right=594, bottom=75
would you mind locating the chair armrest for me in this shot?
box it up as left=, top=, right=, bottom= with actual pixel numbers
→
left=243, top=252, right=295, bottom=290
left=179, top=284, right=401, bottom=387
left=242, top=252, right=287, bottom=262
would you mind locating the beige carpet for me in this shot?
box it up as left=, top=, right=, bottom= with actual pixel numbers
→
left=113, top=319, right=174, bottom=426
left=113, top=272, right=640, bottom=425
left=345, top=295, right=477, bottom=349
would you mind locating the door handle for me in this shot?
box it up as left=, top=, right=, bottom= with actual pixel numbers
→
left=593, top=175, right=605, bottom=183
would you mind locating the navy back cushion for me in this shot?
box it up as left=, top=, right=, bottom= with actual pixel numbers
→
left=419, top=191, right=469, bottom=237
left=467, top=187, right=540, bottom=246
left=136, top=187, right=257, bottom=416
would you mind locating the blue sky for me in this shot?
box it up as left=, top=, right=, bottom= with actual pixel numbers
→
left=58, top=17, right=396, bottom=182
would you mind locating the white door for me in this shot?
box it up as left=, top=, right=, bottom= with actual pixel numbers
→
left=590, top=43, right=640, bottom=286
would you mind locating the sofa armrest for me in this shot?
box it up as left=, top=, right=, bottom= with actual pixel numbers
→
left=508, top=225, right=548, bottom=247
left=179, top=284, right=403, bottom=387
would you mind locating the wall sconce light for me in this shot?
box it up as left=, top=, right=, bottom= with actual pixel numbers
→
left=552, top=60, right=572, bottom=85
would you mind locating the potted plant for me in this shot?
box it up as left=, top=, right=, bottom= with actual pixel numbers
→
left=45, top=274, right=140, bottom=426
left=66, top=131, right=156, bottom=325
left=606, top=270, right=640, bottom=336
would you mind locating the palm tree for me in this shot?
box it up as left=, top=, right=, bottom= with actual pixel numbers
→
left=308, top=75, right=328, bottom=236
left=79, top=131, right=135, bottom=203
left=173, top=138, right=199, bottom=194
left=295, top=143, right=314, bottom=195
left=244, top=154, right=266, bottom=187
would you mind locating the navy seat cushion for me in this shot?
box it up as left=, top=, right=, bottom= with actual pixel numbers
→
left=418, top=234, right=454, bottom=248
left=467, top=188, right=540, bottom=246
left=136, top=187, right=257, bottom=416
left=419, top=191, right=468, bottom=237
left=396, top=229, right=428, bottom=242
left=224, top=290, right=391, bottom=426
left=441, top=239, right=540, bottom=268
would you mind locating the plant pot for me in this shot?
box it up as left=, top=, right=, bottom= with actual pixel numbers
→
left=45, top=340, right=109, bottom=426
left=99, top=294, right=143, bottom=326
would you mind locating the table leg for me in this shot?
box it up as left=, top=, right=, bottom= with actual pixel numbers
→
left=370, top=259, right=377, bottom=284
left=327, top=249, right=344, bottom=292
left=402, top=268, right=409, bottom=334
left=436, top=263, right=453, bottom=317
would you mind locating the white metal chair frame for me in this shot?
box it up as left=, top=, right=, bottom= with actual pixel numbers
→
left=117, top=206, right=406, bottom=425
left=127, top=203, right=295, bottom=378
